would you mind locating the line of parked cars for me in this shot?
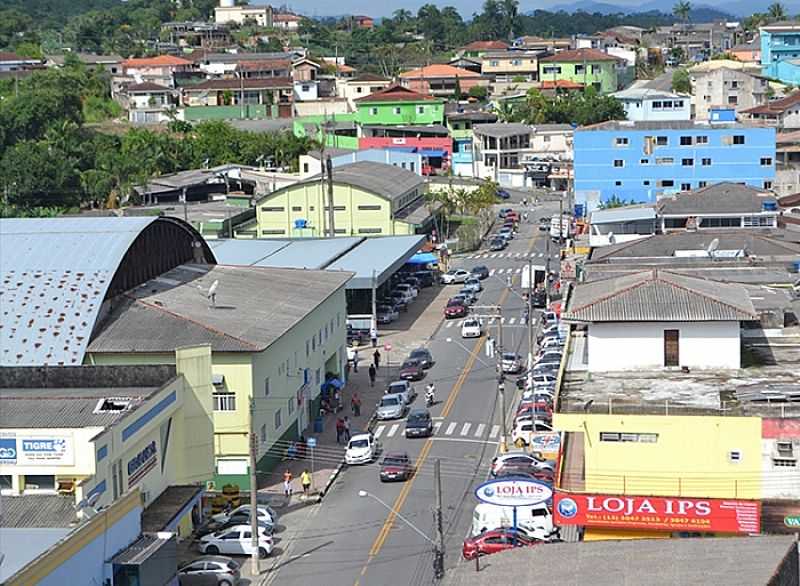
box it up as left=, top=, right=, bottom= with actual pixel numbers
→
left=376, top=269, right=437, bottom=325
left=489, top=209, right=519, bottom=251
left=442, top=265, right=489, bottom=319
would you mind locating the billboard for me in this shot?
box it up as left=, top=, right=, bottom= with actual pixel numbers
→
left=530, top=432, right=561, bottom=459
left=0, top=434, right=74, bottom=466
left=554, top=491, right=760, bottom=534
left=475, top=478, right=553, bottom=507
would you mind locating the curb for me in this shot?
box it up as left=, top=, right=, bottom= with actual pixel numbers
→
left=317, top=411, right=379, bottom=502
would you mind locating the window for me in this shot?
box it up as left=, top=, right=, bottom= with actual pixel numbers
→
left=681, top=158, right=694, bottom=166
left=311, top=334, right=316, bottom=352
left=700, top=217, right=740, bottom=228
left=652, top=100, right=662, bottom=110
left=417, top=106, right=425, bottom=114
left=761, top=157, right=773, bottom=166
left=773, top=458, right=797, bottom=467
left=613, top=159, right=624, bottom=168
left=274, top=409, right=282, bottom=430
left=701, top=158, right=712, bottom=166
left=264, top=378, right=270, bottom=396
left=728, top=450, right=742, bottom=463
left=681, top=183, right=691, bottom=191
left=356, top=86, right=363, bottom=93
left=24, top=475, right=55, bottom=491
left=358, top=227, right=383, bottom=234
left=302, top=163, right=309, bottom=173
left=323, top=205, right=346, bottom=212
left=591, top=64, right=601, bottom=73
left=600, top=432, right=658, bottom=443
left=695, top=135, right=708, bottom=144
left=357, top=205, right=382, bottom=211
left=301, top=84, right=310, bottom=92
left=315, top=368, right=321, bottom=386
left=675, top=100, right=684, bottom=108
left=698, top=181, right=707, bottom=187
left=292, top=206, right=302, bottom=212
left=764, top=180, right=773, bottom=189
left=261, top=206, right=285, bottom=212
left=643, top=180, right=650, bottom=186
left=615, top=181, right=622, bottom=186
left=261, top=229, right=285, bottom=235
left=213, top=392, right=236, bottom=411
left=260, top=424, right=266, bottom=442
left=614, top=137, right=629, bottom=146
left=640, top=158, right=650, bottom=165
left=306, top=339, right=310, bottom=357
left=732, top=135, right=745, bottom=145
left=728, top=95, right=738, bottom=105
left=655, top=157, right=674, bottom=165
left=393, top=107, right=401, bottom=115
left=730, top=80, right=739, bottom=89
left=680, top=136, right=692, bottom=146
left=288, top=396, right=294, bottom=415
left=658, top=179, right=675, bottom=188
left=575, top=64, right=585, bottom=74
left=543, top=66, right=561, bottom=75
left=0, top=475, right=11, bottom=494
left=490, top=60, right=499, bottom=66
left=655, top=136, right=668, bottom=146
left=370, top=107, right=378, bottom=115
left=743, top=215, right=773, bottom=227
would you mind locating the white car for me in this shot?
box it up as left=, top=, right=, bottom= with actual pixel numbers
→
left=539, top=337, right=564, bottom=352
left=512, top=419, right=554, bottom=447
left=501, top=352, right=523, bottom=374
left=394, top=283, right=418, bottom=301
left=441, top=268, right=470, bottom=284
left=463, top=277, right=483, bottom=293
left=198, top=525, right=273, bottom=559
left=461, top=318, right=483, bottom=339
left=345, top=433, right=378, bottom=465
left=522, top=388, right=554, bottom=402
left=386, top=380, right=416, bottom=405
left=211, top=504, right=275, bottom=526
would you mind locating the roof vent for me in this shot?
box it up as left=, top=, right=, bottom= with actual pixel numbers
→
left=94, top=398, right=132, bottom=413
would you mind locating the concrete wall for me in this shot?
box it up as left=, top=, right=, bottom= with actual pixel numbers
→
left=293, top=99, right=349, bottom=118
left=539, top=60, right=619, bottom=93
left=587, top=321, right=742, bottom=371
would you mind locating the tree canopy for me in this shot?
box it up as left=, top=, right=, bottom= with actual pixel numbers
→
left=496, top=88, right=626, bottom=126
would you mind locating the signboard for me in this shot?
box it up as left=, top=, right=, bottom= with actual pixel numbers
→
left=307, top=437, right=317, bottom=449
left=529, top=432, right=561, bottom=459
left=554, top=492, right=760, bottom=534
left=0, top=433, right=74, bottom=466
left=0, top=435, right=17, bottom=464
left=127, top=441, right=158, bottom=488
left=475, top=478, right=553, bottom=508
left=761, top=499, right=800, bottom=534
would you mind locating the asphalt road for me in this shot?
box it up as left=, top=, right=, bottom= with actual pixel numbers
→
left=262, top=198, right=562, bottom=586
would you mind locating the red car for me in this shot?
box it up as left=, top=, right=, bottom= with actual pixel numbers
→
left=462, top=528, right=537, bottom=560
left=444, top=299, right=468, bottom=319
left=516, top=401, right=553, bottom=419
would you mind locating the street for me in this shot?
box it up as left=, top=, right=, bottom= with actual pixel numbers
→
left=261, top=196, right=561, bottom=586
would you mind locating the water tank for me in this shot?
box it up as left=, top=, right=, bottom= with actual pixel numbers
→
left=220, top=0, right=235, bottom=7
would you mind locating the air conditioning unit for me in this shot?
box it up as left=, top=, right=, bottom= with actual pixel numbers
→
left=773, top=440, right=797, bottom=461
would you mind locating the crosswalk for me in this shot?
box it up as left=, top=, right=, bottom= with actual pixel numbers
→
left=373, top=420, right=502, bottom=441
left=466, top=251, right=547, bottom=260
left=489, top=267, right=522, bottom=276
left=444, top=316, right=527, bottom=328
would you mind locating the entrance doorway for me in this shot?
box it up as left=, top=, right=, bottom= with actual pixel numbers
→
left=663, top=329, right=679, bottom=367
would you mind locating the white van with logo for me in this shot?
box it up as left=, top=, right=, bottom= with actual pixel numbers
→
left=471, top=502, right=555, bottom=541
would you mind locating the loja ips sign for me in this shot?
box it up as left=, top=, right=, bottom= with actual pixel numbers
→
left=554, top=491, right=760, bottom=534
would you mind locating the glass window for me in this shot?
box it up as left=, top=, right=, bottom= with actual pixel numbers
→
left=614, top=137, right=629, bottom=146
left=679, top=136, right=692, bottom=145
left=370, top=107, right=378, bottom=115
left=417, top=106, right=424, bottom=114
left=761, top=157, right=773, bottom=166
left=701, top=158, right=712, bottom=166
left=655, top=136, right=668, bottom=146
left=24, top=475, right=55, bottom=491
left=681, top=182, right=691, bottom=191
left=261, top=206, right=285, bottom=212
left=213, top=392, right=236, bottom=411
left=274, top=409, right=282, bottom=430
left=613, top=159, right=624, bottom=167
left=655, top=157, right=674, bottom=165
left=615, top=181, right=622, bottom=186
left=681, top=158, right=694, bottom=166
left=260, top=424, right=266, bottom=442
left=393, top=107, right=401, bottom=115
left=0, top=475, right=11, bottom=492
left=659, top=179, right=674, bottom=187
left=695, top=135, right=708, bottom=144
left=764, top=180, right=773, bottom=189
left=733, top=135, right=745, bottom=145
left=652, top=101, right=662, bottom=109
left=640, top=158, right=649, bottom=165
left=264, top=378, right=270, bottom=396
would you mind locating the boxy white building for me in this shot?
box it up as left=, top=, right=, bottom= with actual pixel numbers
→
left=563, top=270, right=757, bottom=371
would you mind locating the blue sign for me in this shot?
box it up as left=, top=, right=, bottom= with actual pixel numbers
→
left=307, top=437, right=317, bottom=449
left=22, top=438, right=67, bottom=454
left=0, top=438, right=17, bottom=463
left=557, top=497, right=578, bottom=519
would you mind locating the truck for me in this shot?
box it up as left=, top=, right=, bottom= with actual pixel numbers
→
left=346, top=314, right=375, bottom=344
left=549, top=215, right=573, bottom=241
left=472, top=502, right=556, bottom=541
left=520, top=264, right=547, bottom=292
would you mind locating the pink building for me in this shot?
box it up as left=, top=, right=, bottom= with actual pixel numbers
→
left=358, top=136, right=452, bottom=175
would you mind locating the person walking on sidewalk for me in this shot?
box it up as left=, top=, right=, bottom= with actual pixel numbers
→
left=335, top=417, right=345, bottom=444
left=368, top=364, right=376, bottom=387
left=343, top=416, right=352, bottom=441
left=352, top=348, right=359, bottom=373
left=373, top=349, right=381, bottom=370
left=301, top=469, right=311, bottom=497
left=370, top=327, right=378, bottom=348
left=283, top=469, right=293, bottom=499
left=351, top=392, right=362, bottom=416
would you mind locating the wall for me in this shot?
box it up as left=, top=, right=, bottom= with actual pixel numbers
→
left=356, top=101, right=444, bottom=126
left=293, top=81, right=318, bottom=101
left=182, top=104, right=272, bottom=121
left=761, top=418, right=800, bottom=499
left=293, top=99, right=349, bottom=118
left=621, top=97, right=691, bottom=122
left=337, top=81, right=389, bottom=110
left=539, top=60, right=618, bottom=93
left=299, top=149, right=424, bottom=179
left=692, top=69, right=769, bottom=121
left=481, top=55, right=540, bottom=78
left=587, top=321, right=741, bottom=371
left=554, top=413, right=762, bottom=499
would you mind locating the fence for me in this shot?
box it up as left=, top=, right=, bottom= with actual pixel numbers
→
left=558, top=397, right=800, bottom=418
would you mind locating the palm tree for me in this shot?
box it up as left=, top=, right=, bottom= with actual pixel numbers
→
left=673, top=1, right=691, bottom=25
left=500, top=0, right=519, bottom=41
left=768, top=2, right=787, bottom=21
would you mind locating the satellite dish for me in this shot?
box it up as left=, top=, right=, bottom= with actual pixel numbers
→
left=707, top=238, right=719, bottom=257
left=207, top=280, right=219, bottom=307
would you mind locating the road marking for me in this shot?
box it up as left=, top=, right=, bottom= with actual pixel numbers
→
left=474, top=423, right=486, bottom=437
left=490, top=253, right=498, bottom=258
left=515, top=252, right=522, bottom=257
left=433, top=421, right=443, bottom=433
left=490, top=424, right=500, bottom=438
left=460, top=422, right=472, bottom=436
left=489, top=269, right=496, bottom=276
left=515, top=267, right=522, bottom=274
left=509, top=317, right=516, bottom=325
left=445, top=321, right=453, bottom=328
left=495, top=268, right=504, bottom=275
left=373, top=425, right=385, bottom=439
left=386, top=424, right=399, bottom=438
left=430, top=437, right=499, bottom=446
left=445, top=422, right=457, bottom=435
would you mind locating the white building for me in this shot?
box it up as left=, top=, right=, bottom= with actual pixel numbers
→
left=472, top=122, right=533, bottom=188
left=689, top=62, right=770, bottom=122
left=293, top=79, right=319, bottom=101
left=563, top=270, right=757, bottom=371
left=214, top=0, right=272, bottom=26
left=336, top=74, right=390, bottom=110
left=611, top=87, right=690, bottom=122
left=589, top=205, right=657, bottom=248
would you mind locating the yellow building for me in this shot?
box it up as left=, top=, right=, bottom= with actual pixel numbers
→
left=253, top=160, right=433, bottom=238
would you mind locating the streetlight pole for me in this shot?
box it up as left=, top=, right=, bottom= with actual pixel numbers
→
left=494, top=306, right=507, bottom=454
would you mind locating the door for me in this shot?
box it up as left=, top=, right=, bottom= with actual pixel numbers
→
left=663, top=329, right=679, bottom=367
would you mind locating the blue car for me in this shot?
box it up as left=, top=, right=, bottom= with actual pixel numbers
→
left=497, top=189, right=511, bottom=200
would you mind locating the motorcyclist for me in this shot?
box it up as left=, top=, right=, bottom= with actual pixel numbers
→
left=425, top=383, right=436, bottom=405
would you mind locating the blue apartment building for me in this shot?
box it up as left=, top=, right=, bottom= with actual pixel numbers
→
left=760, top=22, right=800, bottom=84
left=574, top=121, right=776, bottom=211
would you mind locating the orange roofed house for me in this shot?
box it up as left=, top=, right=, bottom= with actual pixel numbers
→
left=121, top=55, right=193, bottom=87
left=399, top=64, right=488, bottom=98
left=460, top=40, right=511, bottom=58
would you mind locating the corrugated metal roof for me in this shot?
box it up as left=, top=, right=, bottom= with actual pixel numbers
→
left=473, top=123, right=532, bottom=138
left=210, top=237, right=362, bottom=269
left=563, top=270, right=757, bottom=322
left=657, top=183, right=777, bottom=215
left=0, top=495, right=77, bottom=528
left=326, top=235, right=426, bottom=289
left=209, top=239, right=292, bottom=265
left=591, top=206, right=656, bottom=224
left=0, top=218, right=157, bottom=366
left=297, top=161, right=425, bottom=202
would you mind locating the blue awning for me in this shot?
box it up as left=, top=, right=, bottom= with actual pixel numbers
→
left=421, top=149, right=446, bottom=158
left=407, top=252, right=438, bottom=265
left=388, top=146, right=417, bottom=153
left=323, top=377, right=343, bottom=390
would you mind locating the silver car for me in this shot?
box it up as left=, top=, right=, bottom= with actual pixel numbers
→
left=376, top=304, right=398, bottom=324
left=386, top=380, right=416, bottom=404
left=376, top=393, right=406, bottom=420
left=463, top=277, right=483, bottom=293
left=178, top=555, right=241, bottom=586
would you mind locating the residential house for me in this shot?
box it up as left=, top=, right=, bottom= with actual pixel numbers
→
left=337, top=73, right=390, bottom=110
left=161, top=21, right=231, bottom=50
left=645, top=21, right=742, bottom=63
left=120, top=55, right=193, bottom=89
left=214, top=0, right=273, bottom=26
left=473, top=122, right=533, bottom=187
left=513, top=36, right=571, bottom=52
left=459, top=40, right=510, bottom=59
left=760, top=21, right=800, bottom=84
left=353, top=15, right=374, bottom=29
left=446, top=107, right=498, bottom=176
left=573, top=120, right=776, bottom=210
left=236, top=58, right=291, bottom=79
left=253, top=161, right=432, bottom=237
left=294, top=79, right=318, bottom=101
left=46, top=52, right=122, bottom=75
left=527, top=124, right=574, bottom=190
left=480, top=50, right=545, bottom=82
left=181, top=77, right=293, bottom=118
left=448, top=56, right=482, bottom=74
left=611, top=88, right=690, bottom=122
left=538, top=48, right=625, bottom=94
left=588, top=205, right=658, bottom=247
left=124, top=82, right=177, bottom=124
left=355, top=84, right=444, bottom=127
left=690, top=62, right=770, bottom=121
left=562, top=270, right=757, bottom=371
left=731, top=37, right=761, bottom=64
left=273, top=13, right=301, bottom=30
left=298, top=147, right=423, bottom=178
left=358, top=125, right=452, bottom=174
left=740, top=90, right=800, bottom=130
left=193, top=51, right=294, bottom=77
left=0, top=52, right=42, bottom=72
left=399, top=64, right=487, bottom=98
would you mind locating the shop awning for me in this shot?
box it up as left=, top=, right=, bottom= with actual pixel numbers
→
left=421, top=149, right=446, bottom=158
left=407, top=252, right=438, bottom=265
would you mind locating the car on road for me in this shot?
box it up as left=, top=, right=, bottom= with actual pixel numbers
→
left=376, top=304, right=398, bottom=324
left=376, top=393, right=406, bottom=420
left=456, top=289, right=477, bottom=305
left=461, top=318, right=483, bottom=338
left=198, top=525, right=272, bottom=559
left=462, top=528, right=537, bottom=560
left=498, top=227, right=514, bottom=240
left=345, top=433, right=378, bottom=465
left=463, top=277, right=482, bottom=293
left=441, top=268, right=471, bottom=284
left=541, top=310, right=559, bottom=326
left=444, top=298, right=468, bottom=319
left=386, top=380, right=416, bottom=404
left=408, top=347, right=434, bottom=369
left=498, top=208, right=512, bottom=218
left=501, top=352, right=523, bottom=374
left=404, top=408, right=433, bottom=438
left=211, top=505, right=276, bottom=527
left=489, top=237, right=507, bottom=251
left=177, top=555, right=242, bottom=586
left=539, top=337, right=564, bottom=351
left=399, top=358, right=425, bottom=381
left=512, top=419, right=553, bottom=447
left=471, top=265, right=490, bottom=280
left=531, top=289, right=547, bottom=309
left=538, top=217, right=550, bottom=231
left=491, top=451, right=555, bottom=477
left=496, top=188, right=511, bottom=200
left=379, top=452, right=414, bottom=482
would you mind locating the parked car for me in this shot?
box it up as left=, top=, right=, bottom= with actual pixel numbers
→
left=536, top=351, right=563, bottom=365
left=490, top=238, right=507, bottom=251
left=379, top=452, right=414, bottom=482
left=539, top=337, right=564, bottom=351
left=498, top=207, right=513, bottom=218
left=501, top=352, right=523, bottom=374
left=399, top=358, right=425, bottom=381
left=532, top=361, right=560, bottom=374
left=388, top=292, right=408, bottom=312
left=178, top=555, right=241, bottom=586
left=376, top=305, right=398, bottom=324
left=463, top=277, right=482, bottom=293
left=512, top=420, right=553, bottom=447
left=211, top=505, right=275, bottom=527
left=412, top=271, right=435, bottom=288
left=444, top=298, right=468, bottom=319
left=386, top=380, right=416, bottom=404
left=531, top=289, right=547, bottom=309
left=408, top=347, right=434, bottom=369
left=471, top=265, right=490, bottom=280
left=345, top=433, right=378, bottom=465
left=405, top=408, right=433, bottom=438
left=441, top=268, right=471, bottom=284
left=491, top=451, right=555, bottom=477
left=496, top=188, right=511, bottom=200
left=498, top=227, right=514, bottom=240
left=376, top=393, right=406, bottom=420
left=198, top=526, right=272, bottom=559
left=541, top=310, right=559, bottom=326
left=461, top=318, right=483, bottom=339
left=462, top=528, right=537, bottom=560
left=394, top=283, right=418, bottom=301
left=457, top=289, right=477, bottom=305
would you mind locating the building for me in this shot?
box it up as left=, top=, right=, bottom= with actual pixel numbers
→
left=480, top=50, right=545, bottom=82
left=690, top=63, right=770, bottom=121
left=473, top=122, right=533, bottom=187
left=352, top=15, right=374, bottom=29
left=740, top=90, right=800, bottom=130
left=760, top=21, right=800, bottom=84
left=446, top=107, right=498, bottom=176
left=336, top=73, right=390, bottom=110
left=538, top=48, right=625, bottom=94
left=273, top=13, right=301, bottom=30
left=252, top=161, right=433, bottom=238
left=355, top=84, right=444, bottom=127
left=459, top=40, right=510, bottom=59
left=299, top=147, right=423, bottom=179
left=124, top=82, right=177, bottom=125
left=514, top=36, right=571, bottom=52
left=588, top=205, right=658, bottom=247
left=562, top=270, right=757, bottom=371
left=161, top=21, right=231, bottom=50
left=236, top=58, right=291, bottom=79
left=775, top=129, right=800, bottom=196
left=120, top=55, right=193, bottom=87
left=573, top=121, right=776, bottom=210
left=645, top=21, right=742, bottom=63
left=192, top=51, right=294, bottom=77
left=399, top=64, right=487, bottom=98
left=181, top=77, right=293, bottom=119
left=0, top=51, right=42, bottom=72
left=358, top=125, right=452, bottom=175
left=214, top=0, right=273, bottom=26
left=46, top=52, right=122, bottom=75
left=731, top=37, right=761, bottom=64
left=611, top=87, right=690, bottom=122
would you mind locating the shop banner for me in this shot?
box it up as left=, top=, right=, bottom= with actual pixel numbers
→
left=530, top=432, right=561, bottom=459
left=0, top=433, right=74, bottom=466
left=554, top=491, right=760, bottom=534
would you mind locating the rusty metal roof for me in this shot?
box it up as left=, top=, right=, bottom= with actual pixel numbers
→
left=0, top=218, right=158, bottom=366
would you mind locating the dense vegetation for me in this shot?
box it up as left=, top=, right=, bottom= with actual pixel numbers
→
left=495, top=88, right=626, bottom=126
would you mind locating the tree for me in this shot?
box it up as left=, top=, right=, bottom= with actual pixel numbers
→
left=672, top=1, right=691, bottom=24
left=768, top=2, right=787, bottom=21
left=454, top=77, right=463, bottom=101
left=500, top=0, right=520, bottom=41
left=598, top=195, right=636, bottom=209
left=468, top=85, right=489, bottom=100
left=671, top=68, right=691, bottom=94
left=1, top=140, right=82, bottom=209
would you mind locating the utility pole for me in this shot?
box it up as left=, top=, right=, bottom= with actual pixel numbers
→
left=433, top=459, right=445, bottom=579
left=495, top=306, right=507, bottom=453
left=249, top=398, right=259, bottom=576
left=527, top=256, right=535, bottom=375
left=181, top=186, right=188, bottom=223
left=326, top=156, right=336, bottom=237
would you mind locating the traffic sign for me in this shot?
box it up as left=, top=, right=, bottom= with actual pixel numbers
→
left=307, top=437, right=317, bottom=449
left=383, top=343, right=392, bottom=351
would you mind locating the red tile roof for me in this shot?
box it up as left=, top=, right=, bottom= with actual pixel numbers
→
left=355, top=84, right=440, bottom=103
left=122, top=55, right=192, bottom=68
left=742, top=90, right=800, bottom=115
left=399, top=64, right=481, bottom=79
left=539, top=48, right=621, bottom=63
left=462, top=40, right=510, bottom=51
left=273, top=13, right=301, bottom=21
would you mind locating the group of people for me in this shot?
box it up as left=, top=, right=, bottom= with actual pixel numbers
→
left=335, top=415, right=352, bottom=444
left=283, top=468, right=312, bottom=500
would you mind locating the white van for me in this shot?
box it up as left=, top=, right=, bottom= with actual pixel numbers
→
left=472, top=502, right=554, bottom=541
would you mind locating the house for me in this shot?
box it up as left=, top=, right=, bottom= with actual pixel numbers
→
left=294, top=79, right=318, bottom=101
left=46, top=52, right=122, bottom=75
left=298, top=147, right=423, bottom=178
left=273, top=13, right=301, bottom=30
left=538, top=48, right=625, bottom=94
left=448, top=56, right=482, bottom=74
left=562, top=270, right=757, bottom=370
left=236, top=58, right=291, bottom=79
left=181, top=77, right=293, bottom=118
left=0, top=52, right=42, bottom=72
left=459, top=40, right=510, bottom=58
left=399, top=64, right=487, bottom=98
left=214, top=0, right=273, bottom=26
left=253, top=161, right=432, bottom=237
left=358, top=124, right=452, bottom=174
left=690, top=63, right=771, bottom=121
left=193, top=51, right=294, bottom=77
left=121, top=55, right=193, bottom=87
left=473, top=122, right=533, bottom=187
left=355, top=84, right=444, bottom=127
left=124, top=81, right=176, bottom=124
left=514, top=36, right=571, bottom=52
left=573, top=120, right=776, bottom=210
left=645, top=21, right=742, bottom=63
left=480, top=50, right=545, bottom=82
left=731, top=37, right=761, bottom=64
left=760, top=21, right=800, bottom=84
left=775, top=129, right=800, bottom=196
left=336, top=73, right=390, bottom=110
left=740, top=90, right=800, bottom=130
left=527, top=124, right=574, bottom=190
left=353, top=15, right=374, bottom=29
left=160, top=21, right=231, bottom=50
left=446, top=107, right=498, bottom=176
left=610, top=88, right=690, bottom=122
left=588, top=205, right=658, bottom=247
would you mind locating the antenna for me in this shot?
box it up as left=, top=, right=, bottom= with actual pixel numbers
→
left=207, top=279, right=219, bottom=307
left=707, top=238, right=719, bottom=257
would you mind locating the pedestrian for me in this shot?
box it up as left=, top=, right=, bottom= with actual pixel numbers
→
left=335, top=417, right=344, bottom=444
left=301, top=469, right=311, bottom=497
left=333, top=389, right=341, bottom=411
left=373, top=349, right=381, bottom=369
left=283, top=469, right=293, bottom=499
left=351, top=392, right=358, bottom=415
left=368, top=364, right=376, bottom=387
left=352, top=348, right=359, bottom=373
left=523, top=212, right=529, bottom=223
left=522, top=197, right=527, bottom=207
left=353, top=393, right=362, bottom=417
left=343, top=416, right=351, bottom=441
left=370, top=327, right=378, bottom=348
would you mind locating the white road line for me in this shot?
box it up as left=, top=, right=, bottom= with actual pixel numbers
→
left=538, top=253, right=544, bottom=257
left=474, top=423, right=486, bottom=437
left=515, top=252, right=522, bottom=258
left=489, top=269, right=496, bottom=276
left=460, top=423, right=472, bottom=436
left=430, top=437, right=499, bottom=446
left=509, top=317, right=516, bottom=324
left=387, top=424, right=399, bottom=438
left=433, top=421, right=443, bottom=433
left=515, top=267, right=522, bottom=274
left=445, top=321, right=453, bottom=328
left=481, top=254, right=490, bottom=259
left=489, top=425, right=500, bottom=438
left=495, top=268, right=504, bottom=275
left=374, top=425, right=385, bottom=439
left=445, top=422, right=457, bottom=435
left=490, top=253, right=498, bottom=258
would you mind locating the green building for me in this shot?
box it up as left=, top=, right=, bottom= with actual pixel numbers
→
left=538, top=48, right=624, bottom=94
left=355, top=85, right=444, bottom=127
